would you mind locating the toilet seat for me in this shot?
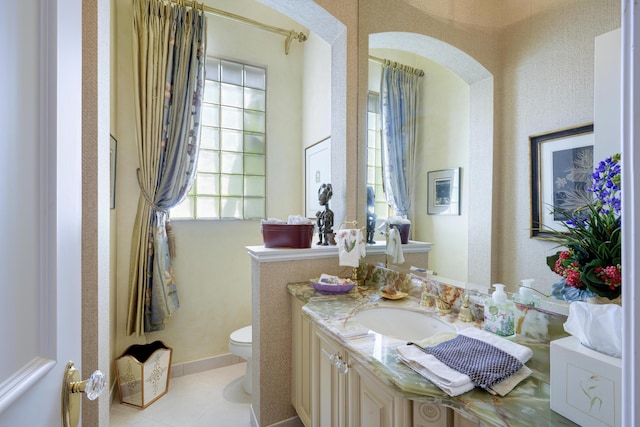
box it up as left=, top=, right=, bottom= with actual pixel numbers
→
left=230, top=325, right=252, bottom=345
left=229, top=325, right=253, bottom=394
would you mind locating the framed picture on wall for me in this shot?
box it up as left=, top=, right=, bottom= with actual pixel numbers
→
left=530, top=123, right=594, bottom=239
left=305, top=137, right=331, bottom=218
left=427, top=168, right=460, bottom=215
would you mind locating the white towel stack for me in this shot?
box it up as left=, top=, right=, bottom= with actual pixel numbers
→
left=396, top=327, right=533, bottom=397
left=335, top=229, right=366, bottom=267
left=385, top=228, right=404, bottom=264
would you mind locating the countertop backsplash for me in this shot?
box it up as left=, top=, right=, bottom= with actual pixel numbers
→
left=360, top=263, right=569, bottom=344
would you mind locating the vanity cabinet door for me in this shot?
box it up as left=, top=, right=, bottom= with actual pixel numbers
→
left=291, top=297, right=312, bottom=427
left=313, top=328, right=349, bottom=427
left=350, top=360, right=412, bottom=427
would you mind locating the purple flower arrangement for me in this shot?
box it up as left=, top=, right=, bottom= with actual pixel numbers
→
left=547, top=154, right=622, bottom=300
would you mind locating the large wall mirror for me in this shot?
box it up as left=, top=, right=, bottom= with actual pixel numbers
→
left=365, top=32, right=494, bottom=287
left=360, top=0, right=620, bottom=292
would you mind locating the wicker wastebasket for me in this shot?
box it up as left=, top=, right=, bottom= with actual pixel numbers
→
left=115, top=341, right=172, bottom=409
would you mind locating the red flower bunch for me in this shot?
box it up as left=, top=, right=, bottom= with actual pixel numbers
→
left=594, top=265, right=622, bottom=290
left=553, top=249, right=584, bottom=289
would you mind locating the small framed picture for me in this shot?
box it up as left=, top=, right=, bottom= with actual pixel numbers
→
left=305, top=136, right=331, bottom=218
left=530, top=123, right=594, bottom=238
left=427, top=168, right=460, bottom=215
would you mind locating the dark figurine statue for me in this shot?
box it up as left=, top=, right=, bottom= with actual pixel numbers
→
left=316, top=183, right=335, bottom=246
left=366, top=186, right=377, bottom=244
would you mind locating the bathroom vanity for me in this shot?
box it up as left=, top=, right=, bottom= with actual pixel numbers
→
left=292, top=296, right=415, bottom=427
left=289, top=281, right=578, bottom=427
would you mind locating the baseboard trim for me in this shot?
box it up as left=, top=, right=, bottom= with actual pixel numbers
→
left=249, top=406, right=304, bottom=427
left=269, top=416, right=305, bottom=427
left=250, top=405, right=259, bottom=427
left=170, top=353, right=243, bottom=378
left=109, top=379, right=118, bottom=405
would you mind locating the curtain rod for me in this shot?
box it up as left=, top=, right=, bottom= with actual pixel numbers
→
left=368, top=55, right=425, bottom=77
left=178, top=0, right=307, bottom=54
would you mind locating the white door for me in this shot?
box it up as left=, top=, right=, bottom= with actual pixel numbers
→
left=0, top=0, right=84, bottom=425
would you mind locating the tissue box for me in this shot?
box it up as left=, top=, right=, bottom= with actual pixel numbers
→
left=550, top=336, right=621, bottom=427
left=262, top=224, right=314, bottom=248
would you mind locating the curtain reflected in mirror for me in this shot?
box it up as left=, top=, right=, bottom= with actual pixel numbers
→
left=379, top=60, right=423, bottom=220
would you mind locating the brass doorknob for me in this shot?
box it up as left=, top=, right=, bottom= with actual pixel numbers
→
left=62, top=361, right=106, bottom=427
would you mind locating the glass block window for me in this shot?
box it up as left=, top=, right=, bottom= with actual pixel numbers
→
left=366, top=91, right=388, bottom=220
left=171, top=58, right=266, bottom=220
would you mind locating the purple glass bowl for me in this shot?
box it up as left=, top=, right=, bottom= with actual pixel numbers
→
left=310, top=280, right=355, bottom=295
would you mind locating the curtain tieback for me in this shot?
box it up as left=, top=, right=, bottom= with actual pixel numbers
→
left=136, top=169, right=177, bottom=258
left=136, top=168, right=168, bottom=213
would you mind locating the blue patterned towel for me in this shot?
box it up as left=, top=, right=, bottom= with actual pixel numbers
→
left=419, top=335, right=523, bottom=389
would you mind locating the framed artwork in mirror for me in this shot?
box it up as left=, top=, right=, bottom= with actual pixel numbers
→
left=305, top=136, right=331, bottom=218
left=427, top=168, right=460, bottom=215
left=530, top=123, right=594, bottom=239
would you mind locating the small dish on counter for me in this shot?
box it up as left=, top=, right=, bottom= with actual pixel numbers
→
left=380, top=291, right=408, bottom=300
left=310, top=278, right=355, bottom=295
left=379, top=284, right=407, bottom=300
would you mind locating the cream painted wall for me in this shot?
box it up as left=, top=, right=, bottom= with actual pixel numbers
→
left=496, top=0, right=620, bottom=294
left=111, top=0, right=315, bottom=366
left=368, top=48, right=470, bottom=282
left=301, top=32, right=332, bottom=214
left=302, top=33, right=331, bottom=149
left=417, top=58, right=469, bottom=282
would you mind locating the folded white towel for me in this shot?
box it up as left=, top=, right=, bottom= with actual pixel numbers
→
left=488, top=365, right=532, bottom=396
left=458, top=327, right=532, bottom=363
left=396, top=328, right=533, bottom=397
left=385, top=228, right=404, bottom=264
left=335, top=229, right=366, bottom=267
left=397, top=345, right=475, bottom=396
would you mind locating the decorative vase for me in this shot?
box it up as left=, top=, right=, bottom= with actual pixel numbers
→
left=550, top=278, right=597, bottom=302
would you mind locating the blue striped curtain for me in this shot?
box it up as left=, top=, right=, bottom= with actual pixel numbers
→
left=380, top=61, right=422, bottom=220
left=127, top=0, right=207, bottom=335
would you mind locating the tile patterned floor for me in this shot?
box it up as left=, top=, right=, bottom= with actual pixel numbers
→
left=110, top=362, right=252, bottom=427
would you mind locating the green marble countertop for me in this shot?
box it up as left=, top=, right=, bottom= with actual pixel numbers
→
left=288, top=281, right=578, bottom=427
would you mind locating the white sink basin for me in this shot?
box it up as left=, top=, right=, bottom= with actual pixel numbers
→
left=352, top=307, right=456, bottom=341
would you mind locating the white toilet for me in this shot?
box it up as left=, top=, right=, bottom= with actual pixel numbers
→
left=229, top=325, right=253, bottom=394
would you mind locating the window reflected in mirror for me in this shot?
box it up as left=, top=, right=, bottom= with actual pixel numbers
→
left=366, top=91, right=388, bottom=223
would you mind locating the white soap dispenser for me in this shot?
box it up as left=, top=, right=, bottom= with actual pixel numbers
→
left=513, top=278, right=540, bottom=307
left=483, top=284, right=516, bottom=337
